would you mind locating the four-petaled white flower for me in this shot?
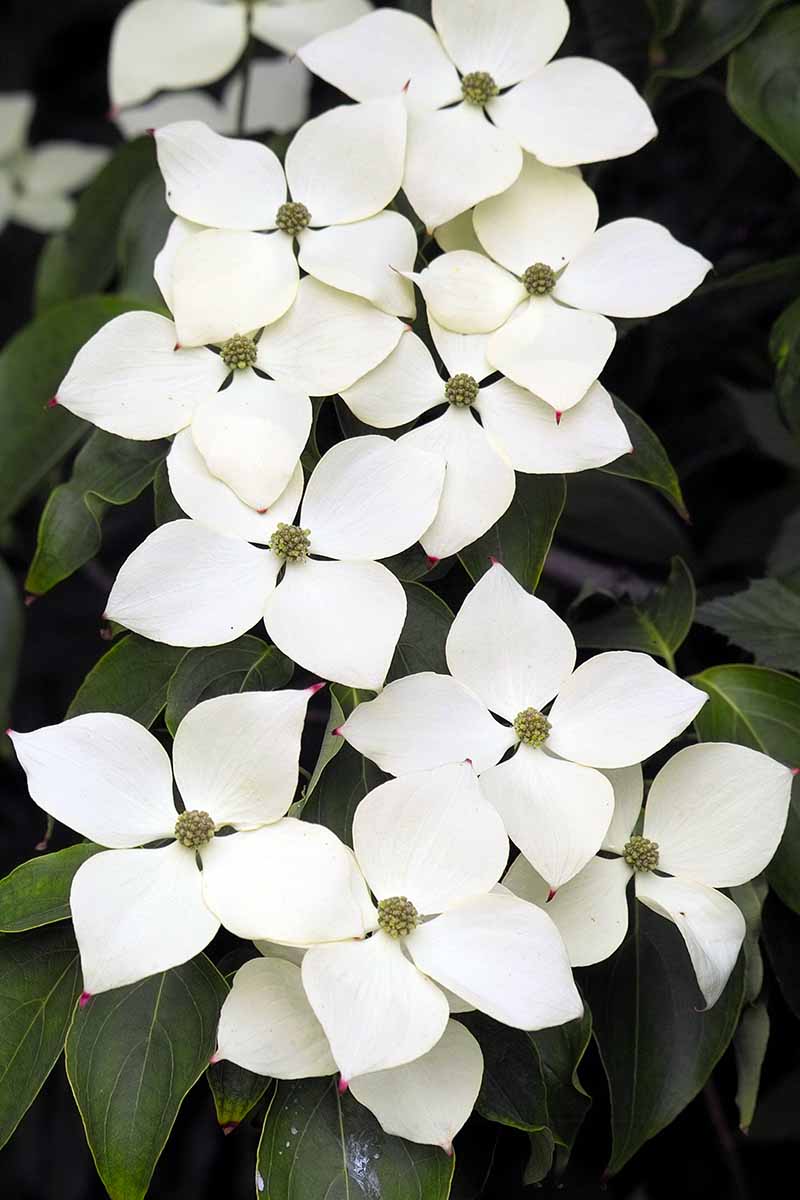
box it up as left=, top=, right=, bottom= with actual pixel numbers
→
left=299, top=0, right=656, bottom=230
left=504, top=744, right=793, bottom=1006
left=341, top=563, right=708, bottom=890
left=299, top=761, right=582, bottom=1085
left=406, top=157, right=712, bottom=413
left=104, top=435, right=445, bottom=690
left=8, top=690, right=374, bottom=996
left=216, top=948, right=484, bottom=1151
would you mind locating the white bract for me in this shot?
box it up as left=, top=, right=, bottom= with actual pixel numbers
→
left=505, top=745, right=793, bottom=1006
left=8, top=691, right=374, bottom=995
left=154, top=103, right=414, bottom=317
left=216, top=953, right=483, bottom=1150
left=105, top=436, right=445, bottom=690
left=341, top=315, right=632, bottom=558
left=0, top=93, right=109, bottom=235
left=341, top=563, right=708, bottom=889
left=299, top=0, right=656, bottom=230
left=300, top=761, right=582, bottom=1082
left=407, top=158, right=712, bottom=412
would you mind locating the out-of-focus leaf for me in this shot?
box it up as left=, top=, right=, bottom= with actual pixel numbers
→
left=256, top=1076, right=455, bottom=1200
left=0, top=557, right=23, bottom=732
left=207, top=1058, right=270, bottom=1134
left=727, top=6, right=800, bottom=176
left=67, top=635, right=186, bottom=727
left=762, top=891, right=800, bottom=1020
left=26, top=431, right=168, bottom=596
left=770, top=295, right=800, bottom=435
left=153, top=459, right=187, bottom=526
left=696, top=578, right=800, bottom=670
left=766, top=775, right=800, bottom=913
left=460, top=475, right=566, bottom=591
left=653, top=0, right=784, bottom=78
left=116, top=171, right=173, bottom=306
left=387, top=582, right=453, bottom=681
left=734, top=1002, right=770, bottom=1133
left=647, top=0, right=690, bottom=39
left=690, top=664, right=800, bottom=763
left=768, top=508, right=800, bottom=587
left=0, top=844, right=101, bottom=932
left=165, top=637, right=293, bottom=735
left=523, top=1130, right=555, bottom=1186
left=602, top=398, right=688, bottom=519
left=560, top=473, right=692, bottom=567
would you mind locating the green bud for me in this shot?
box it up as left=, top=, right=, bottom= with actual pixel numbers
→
left=275, top=201, right=311, bottom=237
left=522, top=263, right=557, bottom=296
left=220, top=333, right=257, bottom=371
left=445, top=373, right=480, bottom=407
left=513, top=707, right=551, bottom=748
left=377, top=895, right=420, bottom=938
left=174, top=809, right=215, bottom=848
left=461, top=71, right=499, bottom=106
left=269, top=522, right=311, bottom=562
left=622, top=835, right=659, bottom=872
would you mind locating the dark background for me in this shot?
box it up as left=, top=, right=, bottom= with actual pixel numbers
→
left=2, top=1, right=800, bottom=1196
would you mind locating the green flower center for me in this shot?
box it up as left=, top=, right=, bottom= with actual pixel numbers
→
left=174, top=809, right=215, bottom=848
left=513, top=707, right=551, bottom=748
left=269, top=522, right=311, bottom=562
left=445, top=373, right=479, bottom=407
left=275, top=201, right=311, bottom=237
left=522, top=263, right=557, bottom=296
left=461, top=71, right=499, bottom=106
left=622, top=835, right=659, bottom=872
left=377, top=896, right=420, bottom=938
left=220, top=333, right=257, bottom=370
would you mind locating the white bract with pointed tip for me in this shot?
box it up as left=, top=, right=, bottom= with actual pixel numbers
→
left=299, top=0, right=656, bottom=229
left=505, top=745, right=793, bottom=1007
left=341, top=563, right=708, bottom=889
left=300, top=761, right=582, bottom=1083
left=105, top=436, right=445, bottom=690
left=8, top=691, right=374, bottom=995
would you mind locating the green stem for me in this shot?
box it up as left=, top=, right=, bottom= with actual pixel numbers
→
left=236, top=5, right=255, bottom=137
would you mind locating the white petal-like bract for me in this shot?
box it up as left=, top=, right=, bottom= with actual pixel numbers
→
left=431, top=0, right=569, bottom=87
left=341, top=332, right=443, bottom=428
left=298, top=211, right=417, bottom=316
left=410, top=251, right=527, bottom=334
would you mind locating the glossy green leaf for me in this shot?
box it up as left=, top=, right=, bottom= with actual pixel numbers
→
left=654, top=0, right=783, bottom=77
left=116, top=171, right=173, bottom=306
left=66, top=955, right=226, bottom=1200
left=301, top=737, right=387, bottom=847
left=602, top=398, right=688, bottom=519
left=387, top=582, right=453, bottom=681
left=153, top=460, right=187, bottom=526
left=0, top=924, right=83, bottom=1150
left=459, top=474, right=566, bottom=591
left=304, top=689, right=346, bottom=802
left=766, top=775, right=800, bottom=913
left=165, top=636, right=293, bottom=735
left=0, top=844, right=101, bottom=932
left=0, top=556, right=23, bottom=733
left=697, top=578, right=800, bottom=670
left=67, top=635, right=186, bottom=726
left=26, top=431, right=169, bottom=595
left=734, top=1002, right=770, bottom=1133
left=690, top=663, right=800, bottom=763
left=207, top=1058, right=270, bottom=1133
left=728, top=6, right=800, bottom=176
left=770, top=295, right=800, bottom=436
left=256, top=1076, right=455, bottom=1200
left=582, top=902, right=745, bottom=1174
left=523, top=1129, right=556, bottom=1186
left=560, top=472, right=692, bottom=567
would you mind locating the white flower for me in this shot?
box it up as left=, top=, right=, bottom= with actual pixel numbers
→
left=109, top=0, right=372, bottom=110
left=104, top=435, right=445, bottom=690
left=0, top=93, right=109, bottom=235
left=504, top=744, right=793, bottom=1006
left=299, top=0, right=657, bottom=230
left=8, top=690, right=374, bottom=995
left=341, top=319, right=632, bottom=559
left=215, top=952, right=483, bottom=1151
left=406, top=157, right=712, bottom=412
left=154, top=102, right=415, bottom=318
left=298, top=761, right=582, bottom=1083
left=341, top=563, right=709, bottom=889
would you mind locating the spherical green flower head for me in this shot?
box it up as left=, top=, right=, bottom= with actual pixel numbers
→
left=275, top=201, right=311, bottom=237
left=377, top=895, right=420, bottom=938
left=461, top=71, right=499, bottom=106
left=220, top=333, right=258, bottom=371
left=174, top=809, right=215, bottom=848
left=269, top=523, right=311, bottom=562
left=445, top=373, right=480, bottom=407
left=522, top=263, right=557, bottom=296
left=623, top=835, right=659, bottom=872
left=513, top=707, right=551, bottom=748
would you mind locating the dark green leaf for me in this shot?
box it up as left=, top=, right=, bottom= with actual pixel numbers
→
left=387, top=582, right=453, bottom=681
left=0, top=844, right=101, bottom=932
left=602, top=398, right=688, bottom=519
left=560, top=473, right=692, bottom=567
left=653, top=0, right=784, bottom=77
left=207, top=1059, right=270, bottom=1133
left=165, top=636, right=293, bottom=735
left=256, top=1076, right=455, bottom=1200
left=26, top=431, right=169, bottom=595
left=153, top=460, right=187, bottom=525
left=766, top=775, right=800, bottom=912
left=646, top=0, right=690, bottom=39
left=382, top=543, right=436, bottom=582
left=762, top=891, right=800, bottom=1019
left=304, top=689, right=346, bottom=802
left=0, top=556, right=23, bottom=732
left=66, top=955, right=226, bottom=1200
left=734, top=1001, right=770, bottom=1133
left=698, top=253, right=800, bottom=297
left=523, top=1129, right=556, bottom=1186
left=768, top=507, right=800, bottom=587
left=0, top=924, right=83, bottom=1150
left=460, top=474, right=566, bottom=591
left=696, top=578, right=800, bottom=670
left=67, top=635, right=186, bottom=726
left=727, top=6, right=800, bottom=176
left=770, top=295, right=800, bottom=436
left=116, top=171, right=173, bottom=306
left=582, top=902, right=744, bottom=1174
left=301, top=738, right=387, bottom=847
left=690, top=663, right=800, bottom=763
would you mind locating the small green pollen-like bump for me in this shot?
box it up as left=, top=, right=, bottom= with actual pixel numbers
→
left=522, top=263, right=557, bottom=296
left=513, top=707, right=551, bottom=748
left=445, top=373, right=479, bottom=407
left=275, top=201, right=311, bottom=237
left=622, top=835, right=659, bottom=872
left=270, top=522, right=311, bottom=562
left=377, top=896, right=420, bottom=938
left=175, top=809, right=215, bottom=848
left=220, top=333, right=257, bottom=370
left=461, top=71, right=499, bottom=106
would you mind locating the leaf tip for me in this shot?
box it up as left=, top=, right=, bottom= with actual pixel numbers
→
left=307, top=681, right=327, bottom=696
left=546, top=887, right=557, bottom=903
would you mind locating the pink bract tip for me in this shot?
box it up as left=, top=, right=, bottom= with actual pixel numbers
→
left=554, top=410, right=563, bottom=425
left=546, top=887, right=557, bottom=903
left=79, top=991, right=92, bottom=1009
left=209, top=1050, right=222, bottom=1064
left=4, top=728, right=12, bottom=737
left=256, top=506, right=268, bottom=514
left=489, top=556, right=500, bottom=566
left=222, top=1122, right=239, bottom=1136
left=145, top=127, right=156, bottom=136
left=337, top=1076, right=349, bottom=1094
left=441, top=1141, right=454, bottom=1157
left=173, top=342, right=182, bottom=351
left=402, top=79, right=411, bottom=93
left=34, top=839, right=49, bottom=852
left=332, top=727, right=343, bottom=737
left=24, top=593, right=38, bottom=607
left=791, top=767, right=800, bottom=776
left=307, top=681, right=327, bottom=696
left=47, top=396, right=59, bottom=408
left=426, top=555, right=440, bottom=567
left=464, top=757, right=473, bottom=766
left=106, top=105, right=120, bottom=121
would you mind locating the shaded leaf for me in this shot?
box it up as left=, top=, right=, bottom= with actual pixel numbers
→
left=727, top=5, right=800, bottom=176
left=654, top=0, right=784, bottom=78
left=646, top=0, right=690, bottom=39
left=690, top=663, right=800, bottom=763
left=67, top=635, right=186, bottom=727
left=207, top=1058, right=270, bottom=1134
left=460, top=475, right=566, bottom=591
left=766, top=775, right=800, bottom=913
left=0, top=556, right=23, bottom=733
left=560, top=472, right=692, bottom=567
left=770, top=295, right=800, bottom=436
left=300, top=738, right=387, bottom=847
left=762, top=891, right=800, bottom=1021
left=523, top=1129, right=556, bottom=1186
left=768, top=507, right=800, bottom=587
left=387, top=582, right=453, bottom=682
left=602, top=398, right=688, bottom=519
left=116, top=171, right=173, bottom=306
left=0, top=844, right=101, bottom=933
left=165, top=637, right=293, bottom=735
left=153, top=460, right=187, bottom=526
left=734, top=1002, right=769, bottom=1133
left=696, top=577, right=800, bottom=670
left=304, top=689, right=346, bottom=802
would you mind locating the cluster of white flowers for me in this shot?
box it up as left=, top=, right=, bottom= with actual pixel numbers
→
left=11, top=0, right=795, bottom=1155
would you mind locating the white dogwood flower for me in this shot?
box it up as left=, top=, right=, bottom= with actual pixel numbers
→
left=341, top=563, right=708, bottom=890
left=300, top=761, right=582, bottom=1083
left=8, top=690, right=374, bottom=996
left=299, top=0, right=656, bottom=230
left=406, top=157, right=712, bottom=412
left=154, top=101, right=414, bottom=317
left=341, top=317, right=632, bottom=559
left=105, top=435, right=445, bottom=690
left=215, top=953, right=483, bottom=1151
left=504, top=745, right=793, bottom=1006
left=109, top=0, right=371, bottom=110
